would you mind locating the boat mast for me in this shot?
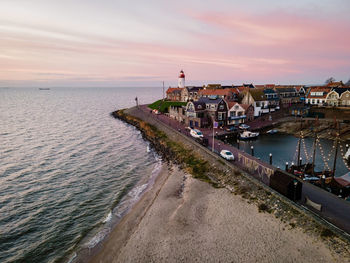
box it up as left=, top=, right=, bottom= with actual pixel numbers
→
left=311, top=133, right=317, bottom=176
left=332, top=122, right=340, bottom=177
left=297, top=118, right=302, bottom=167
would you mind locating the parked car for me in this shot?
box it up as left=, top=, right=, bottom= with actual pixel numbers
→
left=152, top=109, right=161, bottom=115
left=220, top=150, right=235, bottom=161
left=239, top=123, right=250, bottom=130
left=190, top=129, right=204, bottom=139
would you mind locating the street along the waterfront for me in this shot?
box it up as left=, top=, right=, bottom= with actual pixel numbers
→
left=227, top=133, right=349, bottom=177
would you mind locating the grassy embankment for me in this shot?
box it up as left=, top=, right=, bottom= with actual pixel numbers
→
left=148, top=100, right=186, bottom=113
left=112, top=109, right=350, bottom=256
left=113, top=109, right=212, bottom=184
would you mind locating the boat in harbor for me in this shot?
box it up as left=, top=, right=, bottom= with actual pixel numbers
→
left=239, top=130, right=259, bottom=140
left=267, top=129, right=278, bottom=134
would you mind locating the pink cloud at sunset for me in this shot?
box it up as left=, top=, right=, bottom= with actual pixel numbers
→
left=0, top=0, right=349, bottom=87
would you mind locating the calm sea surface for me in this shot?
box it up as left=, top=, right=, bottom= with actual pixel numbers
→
left=0, top=87, right=162, bottom=263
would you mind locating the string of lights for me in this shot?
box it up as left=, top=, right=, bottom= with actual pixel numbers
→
left=301, top=137, right=310, bottom=162
left=318, top=139, right=332, bottom=171
left=339, top=144, right=350, bottom=171
left=293, top=139, right=300, bottom=164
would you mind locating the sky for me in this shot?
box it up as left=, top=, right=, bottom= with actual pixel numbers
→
left=1, top=0, right=350, bottom=87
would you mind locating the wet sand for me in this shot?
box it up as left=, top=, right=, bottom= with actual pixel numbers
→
left=89, top=163, right=344, bottom=263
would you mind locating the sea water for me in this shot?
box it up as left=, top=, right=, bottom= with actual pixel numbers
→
left=0, top=87, right=161, bottom=263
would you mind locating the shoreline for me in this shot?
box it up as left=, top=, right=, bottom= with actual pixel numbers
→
left=86, top=107, right=350, bottom=262
left=87, top=161, right=173, bottom=263
left=71, top=151, right=163, bottom=263
left=88, top=163, right=346, bottom=262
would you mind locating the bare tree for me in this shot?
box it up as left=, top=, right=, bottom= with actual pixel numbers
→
left=346, top=78, right=350, bottom=86
left=325, top=77, right=335, bottom=84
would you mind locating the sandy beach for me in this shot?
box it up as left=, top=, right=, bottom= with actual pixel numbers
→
left=89, top=163, right=345, bottom=263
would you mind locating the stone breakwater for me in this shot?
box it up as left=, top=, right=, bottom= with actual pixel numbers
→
left=112, top=108, right=350, bottom=259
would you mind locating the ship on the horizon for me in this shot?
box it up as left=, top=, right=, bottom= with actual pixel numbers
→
left=39, top=88, right=50, bottom=90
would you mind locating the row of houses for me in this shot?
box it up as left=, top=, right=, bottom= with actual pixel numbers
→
left=166, top=84, right=303, bottom=118
left=165, top=71, right=349, bottom=128
left=305, top=86, right=350, bottom=106
left=168, top=96, right=254, bottom=129
left=167, top=80, right=350, bottom=115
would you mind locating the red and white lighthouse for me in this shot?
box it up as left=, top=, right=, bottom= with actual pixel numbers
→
left=178, top=70, right=185, bottom=88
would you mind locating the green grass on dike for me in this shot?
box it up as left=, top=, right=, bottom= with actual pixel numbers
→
left=148, top=100, right=187, bottom=113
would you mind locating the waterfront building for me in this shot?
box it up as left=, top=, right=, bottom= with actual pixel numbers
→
left=274, top=86, right=300, bottom=106
left=240, top=89, right=269, bottom=117
left=305, top=86, right=331, bottom=105
left=181, top=86, right=203, bottom=102
left=169, top=105, right=186, bottom=123
left=326, top=80, right=345, bottom=88
left=199, top=88, right=236, bottom=101
left=197, top=97, right=228, bottom=127
left=339, top=89, right=350, bottom=106
left=184, top=100, right=208, bottom=128
left=226, top=102, right=247, bottom=125
left=325, top=88, right=350, bottom=106
left=166, top=87, right=183, bottom=101
left=295, top=86, right=307, bottom=102
left=262, top=89, right=280, bottom=113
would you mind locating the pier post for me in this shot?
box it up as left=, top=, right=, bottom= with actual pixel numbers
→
left=269, top=153, right=272, bottom=165
left=251, top=146, right=254, bottom=156
left=321, top=174, right=326, bottom=188
left=285, top=162, right=288, bottom=171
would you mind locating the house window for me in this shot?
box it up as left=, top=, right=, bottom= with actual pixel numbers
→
left=219, top=105, right=224, bottom=110
left=218, top=113, right=222, bottom=120
left=197, top=105, right=202, bottom=109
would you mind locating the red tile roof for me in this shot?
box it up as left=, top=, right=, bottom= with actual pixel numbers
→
left=199, top=88, right=233, bottom=96
left=166, top=87, right=182, bottom=94
left=306, top=87, right=331, bottom=99
left=226, top=101, right=238, bottom=109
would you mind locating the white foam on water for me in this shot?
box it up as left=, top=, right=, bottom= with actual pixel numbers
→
left=102, top=211, right=112, bottom=223
left=66, top=252, right=77, bottom=263
left=128, top=183, right=148, bottom=202
left=84, top=228, right=110, bottom=249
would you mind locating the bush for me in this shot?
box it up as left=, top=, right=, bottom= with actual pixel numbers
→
left=258, top=203, right=270, bottom=213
